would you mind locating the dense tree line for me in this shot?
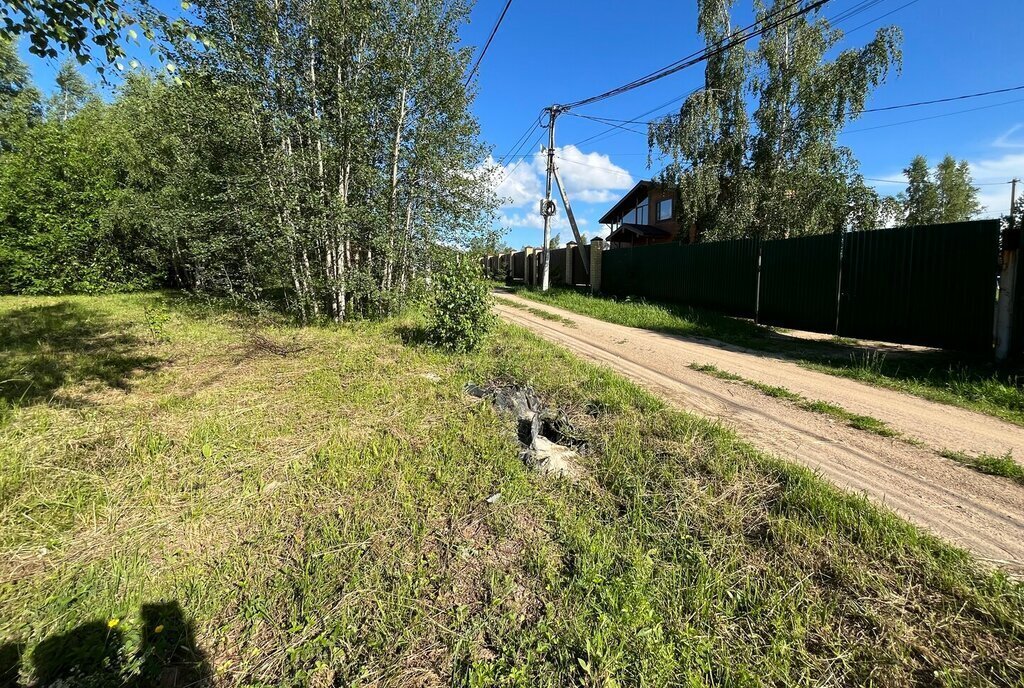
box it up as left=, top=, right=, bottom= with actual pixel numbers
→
left=0, top=0, right=495, bottom=320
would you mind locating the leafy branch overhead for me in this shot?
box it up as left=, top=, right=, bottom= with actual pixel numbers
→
left=0, top=0, right=205, bottom=77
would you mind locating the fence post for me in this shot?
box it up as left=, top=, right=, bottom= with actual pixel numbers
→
left=996, top=247, right=1019, bottom=360
left=565, top=241, right=575, bottom=286
left=589, top=238, right=604, bottom=294
left=524, top=247, right=535, bottom=286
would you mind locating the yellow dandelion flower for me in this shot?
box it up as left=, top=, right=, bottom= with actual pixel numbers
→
left=107, top=618, right=120, bottom=629
left=154, top=625, right=164, bottom=634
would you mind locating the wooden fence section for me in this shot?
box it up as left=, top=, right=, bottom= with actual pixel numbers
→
left=601, top=220, right=1000, bottom=351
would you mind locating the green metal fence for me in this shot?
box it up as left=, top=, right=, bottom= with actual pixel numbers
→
left=759, top=234, right=841, bottom=332
left=838, top=221, right=999, bottom=350
left=604, top=239, right=759, bottom=316
left=600, top=220, right=1000, bottom=351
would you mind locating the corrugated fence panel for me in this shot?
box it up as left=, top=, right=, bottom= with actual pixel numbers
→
left=602, top=240, right=759, bottom=316
left=839, top=221, right=998, bottom=350
left=512, top=251, right=525, bottom=280
left=549, top=248, right=566, bottom=285
left=602, top=247, right=632, bottom=295
left=759, top=233, right=841, bottom=332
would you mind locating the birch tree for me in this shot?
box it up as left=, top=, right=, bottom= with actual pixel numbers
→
left=649, top=0, right=902, bottom=240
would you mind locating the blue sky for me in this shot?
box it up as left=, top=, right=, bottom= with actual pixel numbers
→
left=18, top=0, right=1024, bottom=250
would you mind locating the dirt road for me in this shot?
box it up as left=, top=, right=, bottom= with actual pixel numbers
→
left=495, top=292, right=1024, bottom=567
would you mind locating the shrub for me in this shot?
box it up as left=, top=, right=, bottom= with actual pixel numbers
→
left=426, top=257, right=494, bottom=352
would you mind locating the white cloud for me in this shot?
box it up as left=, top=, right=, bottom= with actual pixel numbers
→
left=993, top=123, right=1024, bottom=149
left=550, top=145, right=635, bottom=200
left=483, top=145, right=634, bottom=213
left=482, top=152, right=544, bottom=208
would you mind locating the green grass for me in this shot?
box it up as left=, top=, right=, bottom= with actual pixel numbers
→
left=505, top=286, right=1024, bottom=426
left=1, top=293, right=1023, bottom=686
left=500, top=298, right=577, bottom=328
left=940, top=449, right=1024, bottom=487
left=690, top=363, right=899, bottom=438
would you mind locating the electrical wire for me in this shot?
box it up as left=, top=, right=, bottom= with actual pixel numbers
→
left=841, top=97, right=1024, bottom=134
left=567, top=83, right=1024, bottom=126
left=565, top=0, right=910, bottom=147
left=496, top=113, right=543, bottom=166
left=560, top=0, right=829, bottom=111
left=843, top=0, right=919, bottom=33
left=464, top=0, right=514, bottom=86
left=856, top=84, right=1024, bottom=114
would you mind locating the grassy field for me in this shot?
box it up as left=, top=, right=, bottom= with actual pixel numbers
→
left=2, top=293, right=1023, bottom=686
left=504, top=285, right=1024, bottom=427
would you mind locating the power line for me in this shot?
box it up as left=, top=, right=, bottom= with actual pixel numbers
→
left=560, top=0, right=829, bottom=110
left=565, top=88, right=1024, bottom=142
left=496, top=113, right=543, bottom=166
left=565, top=0, right=913, bottom=147
left=841, top=97, right=1024, bottom=134
left=863, top=176, right=1015, bottom=187
left=569, top=83, right=1024, bottom=128
left=856, top=84, right=1024, bottom=114
left=464, top=0, right=514, bottom=86
left=493, top=130, right=545, bottom=189
left=844, top=0, right=919, bottom=33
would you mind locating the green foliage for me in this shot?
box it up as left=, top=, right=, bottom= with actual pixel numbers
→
left=893, top=154, right=982, bottom=226
left=649, top=0, right=902, bottom=239
left=0, top=2, right=498, bottom=317
left=0, top=36, right=41, bottom=151
left=426, top=258, right=493, bottom=352
left=0, top=90, right=163, bottom=294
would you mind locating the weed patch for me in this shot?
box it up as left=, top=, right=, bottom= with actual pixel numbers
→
left=940, top=449, right=1024, bottom=486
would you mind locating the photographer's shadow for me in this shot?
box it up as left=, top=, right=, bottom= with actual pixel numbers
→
left=1, top=601, right=211, bottom=687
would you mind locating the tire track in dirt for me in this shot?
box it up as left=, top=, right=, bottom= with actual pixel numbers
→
left=495, top=293, right=1024, bottom=567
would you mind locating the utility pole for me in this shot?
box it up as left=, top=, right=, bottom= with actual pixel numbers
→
left=995, top=177, right=1020, bottom=361
left=539, top=106, right=560, bottom=291
left=539, top=104, right=588, bottom=287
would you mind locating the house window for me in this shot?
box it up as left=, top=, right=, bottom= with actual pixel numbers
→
left=657, top=198, right=673, bottom=221
left=637, top=197, right=649, bottom=225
